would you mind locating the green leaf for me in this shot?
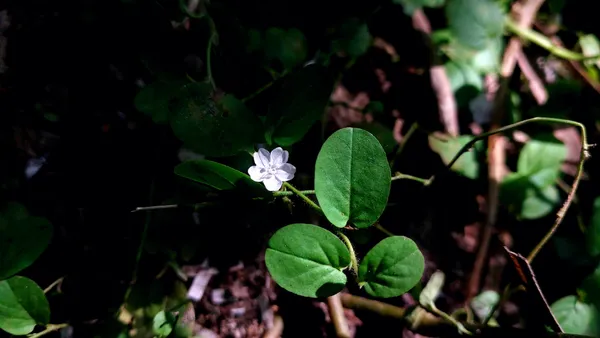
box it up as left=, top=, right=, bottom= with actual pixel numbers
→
left=315, top=128, right=391, bottom=228
left=135, top=79, right=187, bottom=124
left=0, top=276, right=50, bottom=335
left=428, top=135, right=479, bottom=179
left=174, top=159, right=268, bottom=197
left=471, top=290, right=500, bottom=322
left=517, top=136, right=566, bottom=184
left=265, top=28, right=308, bottom=69
left=500, top=173, right=560, bottom=220
left=586, top=197, right=600, bottom=257
left=393, top=0, right=445, bottom=15
left=446, top=0, right=504, bottom=51
left=170, top=83, right=264, bottom=157
left=581, top=264, right=600, bottom=309
left=579, top=34, right=600, bottom=68
left=358, top=236, right=424, bottom=298
left=551, top=295, right=600, bottom=336
left=0, top=203, right=53, bottom=280
left=444, top=61, right=482, bottom=108
left=266, top=65, right=335, bottom=146
left=265, top=224, right=351, bottom=298
left=153, top=311, right=174, bottom=337
left=331, top=18, right=372, bottom=58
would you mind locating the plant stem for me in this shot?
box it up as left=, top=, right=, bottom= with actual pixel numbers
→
left=43, top=277, right=64, bottom=294
left=505, top=18, right=600, bottom=61
left=437, top=117, right=588, bottom=262
left=207, top=32, right=217, bottom=90
left=283, top=182, right=323, bottom=215
left=273, top=189, right=315, bottom=196
left=28, top=324, right=69, bottom=338
left=338, top=232, right=359, bottom=276
left=390, top=122, right=419, bottom=168
left=392, top=172, right=430, bottom=185
left=374, top=223, right=395, bottom=237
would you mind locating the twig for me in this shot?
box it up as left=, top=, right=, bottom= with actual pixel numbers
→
left=515, top=48, right=548, bottom=104
left=547, top=35, right=600, bottom=94
left=390, top=122, right=419, bottom=169
left=132, top=204, right=179, bottom=212
left=207, top=32, right=217, bottom=90
left=436, top=117, right=588, bottom=263
left=412, top=9, right=459, bottom=137
left=505, top=18, right=600, bottom=61
left=374, top=223, right=395, bottom=237
left=273, top=190, right=315, bottom=196
left=43, top=277, right=64, bottom=294
left=340, top=293, right=593, bottom=338
left=263, top=315, right=284, bottom=338
left=392, top=172, right=430, bottom=185
left=328, top=293, right=351, bottom=338
left=27, top=324, right=69, bottom=338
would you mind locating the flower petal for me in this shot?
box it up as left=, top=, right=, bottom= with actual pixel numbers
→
left=248, top=166, right=265, bottom=182
left=270, top=147, right=284, bottom=166
left=275, top=163, right=296, bottom=181
left=263, top=176, right=283, bottom=191
left=254, top=148, right=270, bottom=168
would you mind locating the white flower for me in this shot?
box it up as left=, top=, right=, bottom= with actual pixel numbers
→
left=248, top=147, right=296, bottom=191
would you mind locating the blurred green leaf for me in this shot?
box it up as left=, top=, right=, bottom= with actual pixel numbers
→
left=444, top=61, right=482, bottom=108
left=135, top=79, right=187, bottom=124
left=331, top=18, right=372, bottom=58
left=429, top=135, right=479, bottom=179
left=351, top=122, right=396, bottom=154
left=153, top=311, right=174, bottom=337
left=528, top=80, right=582, bottom=119
left=266, top=65, right=335, bottom=146
left=551, top=295, right=600, bottom=336
left=358, top=236, right=425, bottom=298
left=579, top=34, right=600, bottom=68
left=446, top=0, right=504, bottom=51
left=170, top=83, right=264, bottom=157
left=500, top=173, right=561, bottom=220
left=265, top=224, right=350, bottom=298
left=393, top=0, right=445, bottom=15
left=517, top=136, right=566, bottom=184
left=0, top=276, right=50, bottom=335
left=0, top=203, right=53, bottom=280
left=471, top=290, right=500, bottom=323
left=265, top=27, right=308, bottom=69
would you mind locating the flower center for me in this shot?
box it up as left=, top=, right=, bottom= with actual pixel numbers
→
left=267, top=166, right=278, bottom=175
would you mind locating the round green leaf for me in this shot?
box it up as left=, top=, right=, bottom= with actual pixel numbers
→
left=0, top=203, right=53, bottom=280
left=265, top=28, right=308, bottom=69
left=358, top=236, right=424, bottom=298
left=315, top=128, right=391, bottom=228
left=551, top=295, right=600, bottom=336
left=446, top=0, right=504, bottom=51
left=586, top=197, right=600, bottom=257
left=174, top=159, right=267, bottom=197
left=0, top=276, right=50, bottom=335
left=393, top=0, right=445, bottom=15
left=170, top=83, right=264, bottom=157
left=265, top=223, right=351, bottom=298
left=428, top=135, right=479, bottom=179
left=266, top=65, right=335, bottom=147
left=135, top=79, right=187, bottom=124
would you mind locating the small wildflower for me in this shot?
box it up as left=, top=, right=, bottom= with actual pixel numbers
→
left=248, top=147, right=296, bottom=191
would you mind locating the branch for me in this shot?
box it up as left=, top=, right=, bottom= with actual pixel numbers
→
left=27, top=324, right=69, bottom=338
left=339, top=293, right=592, bottom=338
left=328, top=293, right=351, bottom=338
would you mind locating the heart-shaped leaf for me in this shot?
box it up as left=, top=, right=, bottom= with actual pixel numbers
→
left=170, top=83, right=264, bottom=157
left=0, top=276, right=50, bottom=335
left=265, top=224, right=350, bottom=298
left=358, top=236, right=424, bottom=298
left=446, top=0, right=504, bottom=51
left=266, top=65, right=335, bottom=146
left=429, top=134, right=479, bottom=179
left=0, top=203, right=53, bottom=280
left=265, top=28, right=308, bottom=69
left=586, top=197, right=600, bottom=257
left=134, top=79, right=187, bottom=124
left=174, top=159, right=268, bottom=197
left=315, top=128, right=391, bottom=228
left=551, top=295, right=600, bottom=336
